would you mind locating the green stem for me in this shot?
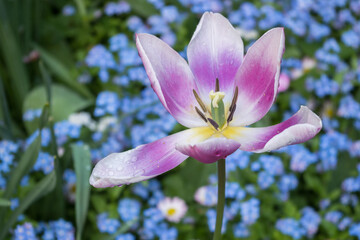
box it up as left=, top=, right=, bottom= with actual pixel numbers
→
left=213, top=159, right=226, bottom=240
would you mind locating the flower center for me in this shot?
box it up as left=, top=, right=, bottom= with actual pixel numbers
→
left=167, top=208, right=176, bottom=216
left=193, top=78, right=238, bottom=131
left=209, top=90, right=226, bottom=128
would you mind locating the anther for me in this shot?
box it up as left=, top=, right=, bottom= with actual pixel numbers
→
left=215, top=78, right=220, bottom=92
left=207, top=118, right=219, bottom=130
left=229, top=86, right=238, bottom=112
left=227, top=104, right=236, bottom=123
left=195, top=107, right=208, bottom=123
left=193, top=89, right=207, bottom=113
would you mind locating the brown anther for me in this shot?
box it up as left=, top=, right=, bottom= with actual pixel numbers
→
left=207, top=118, right=219, bottom=130
left=227, top=104, right=236, bottom=123
left=193, top=89, right=207, bottom=113
left=215, top=78, right=220, bottom=92
left=229, top=86, right=238, bottom=112
left=195, top=107, right=208, bottom=123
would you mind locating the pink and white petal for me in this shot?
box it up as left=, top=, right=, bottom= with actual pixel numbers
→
left=176, top=137, right=240, bottom=164
left=187, top=12, right=244, bottom=105
left=223, top=106, right=322, bottom=153
left=90, top=128, right=213, bottom=188
left=136, top=33, right=205, bottom=128
left=231, top=28, right=285, bottom=127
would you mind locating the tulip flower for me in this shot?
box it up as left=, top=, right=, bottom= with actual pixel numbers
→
left=90, top=12, right=322, bottom=239
left=90, top=12, right=321, bottom=188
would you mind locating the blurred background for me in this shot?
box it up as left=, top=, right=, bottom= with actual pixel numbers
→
left=0, top=0, right=360, bottom=239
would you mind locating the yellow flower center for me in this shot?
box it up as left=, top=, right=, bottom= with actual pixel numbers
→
left=167, top=208, right=176, bottom=216
left=193, top=78, right=239, bottom=133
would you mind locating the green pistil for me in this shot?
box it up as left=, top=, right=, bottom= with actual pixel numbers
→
left=210, top=96, right=225, bottom=129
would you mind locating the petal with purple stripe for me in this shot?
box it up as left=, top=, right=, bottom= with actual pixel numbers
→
left=223, top=106, right=322, bottom=152
left=187, top=12, right=244, bottom=106
left=231, top=28, right=285, bottom=126
left=176, top=136, right=240, bottom=164
left=136, top=33, right=206, bottom=128
left=90, top=128, right=214, bottom=188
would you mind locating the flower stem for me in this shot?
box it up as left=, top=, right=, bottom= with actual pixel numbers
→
left=213, top=158, right=226, bottom=240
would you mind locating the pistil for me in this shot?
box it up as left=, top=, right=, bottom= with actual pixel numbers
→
left=209, top=91, right=226, bottom=129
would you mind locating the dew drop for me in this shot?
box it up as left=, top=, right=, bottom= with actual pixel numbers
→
left=116, top=166, right=123, bottom=171
left=109, top=171, right=114, bottom=176
left=130, top=157, right=137, bottom=163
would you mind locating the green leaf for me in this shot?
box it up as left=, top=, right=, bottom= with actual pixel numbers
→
left=283, top=201, right=301, bottom=219
left=320, top=220, right=337, bottom=237
left=3, top=135, right=41, bottom=199
left=39, top=103, right=50, bottom=130
left=0, top=199, right=11, bottom=207
left=0, top=172, right=56, bottom=240
left=327, top=152, right=358, bottom=192
left=23, top=84, right=92, bottom=133
left=72, top=144, right=92, bottom=240
left=34, top=45, right=92, bottom=99
left=163, top=158, right=215, bottom=201
left=2, top=104, right=48, bottom=200
left=73, top=0, right=87, bottom=17
left=0, top=76, right=13, bottom=139
left=128, top=0, right=158, bottom=17
left=0, top=1, right=30, bottom=110
left=39, top=62, right=52, bottom=105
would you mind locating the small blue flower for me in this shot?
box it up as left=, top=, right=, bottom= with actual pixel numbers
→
left=240, top=198, right=260, bottom=225
left=109, top=34, right=128, bottom=52
left=233, top=222, right=250, bottom=238
left=300, top=207, right=321, bottom=237
left=33, top=152, right=54, bottom=174
left=276, top=218, right=305, bottom=239
left=342, top=30, right=360, bottom=48
left=116, top=233, right=135, bottom=240
left=97, top=213, right=121, bottom=234
left=132, top=183, right=149, bottom=199
left=349, top=223, right=360, bottom=239
left=325, top=211, right=343, bottom=224
left=104, top=1, right=130, bottom=16
left=14, top=222, right=37, bottom=240
left=10, top=198, right=19, bottom=210
left=338, top=217, right=352, bottom=230
left=257, top=171, right=274, bottom=189
left=62, top=5, right=76, bottom=16
left=278, top=174, right=298, bottom=193
left=259, top=155, right=284, bottom=176
left=118, top=198, right=141, bottom=222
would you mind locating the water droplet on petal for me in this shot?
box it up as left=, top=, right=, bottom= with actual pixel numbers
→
left=130, top=157, right=137, bottom=163
left=116, top=166, right=123, bottom=171
left=109, top=171, right=114, bottom=176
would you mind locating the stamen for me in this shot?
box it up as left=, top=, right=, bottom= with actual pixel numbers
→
left=195, top=106, right=208, bottom=123
left=229, top=86, right=238, bottom=112
left=215, top=78, right=220, bottom=92
left=193, top=89, right=207, bottom=113
left=207, top=118, right=219, bottom=130
left=227, top=104, right=236, bottom=123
